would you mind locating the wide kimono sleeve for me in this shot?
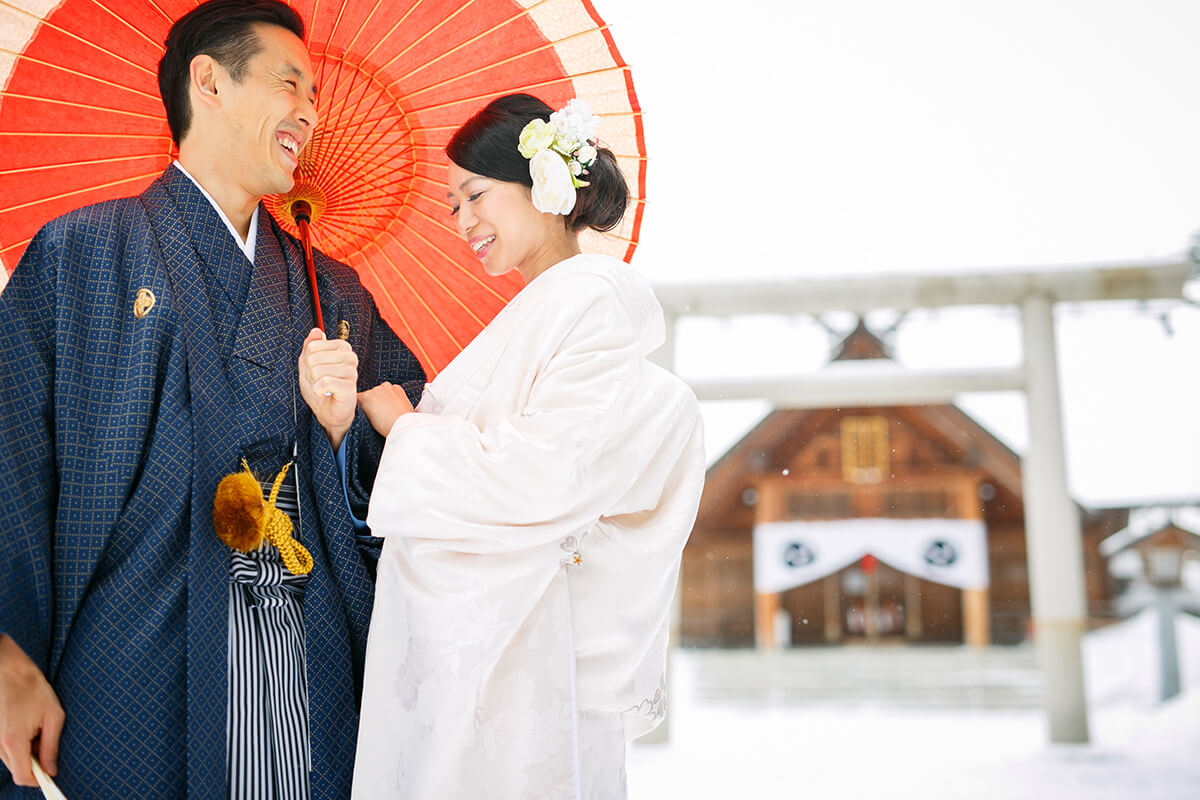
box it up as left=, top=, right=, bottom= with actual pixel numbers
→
left=0, top=229, right=59, bottom=670
left=365, top=274, right=646, bottom=551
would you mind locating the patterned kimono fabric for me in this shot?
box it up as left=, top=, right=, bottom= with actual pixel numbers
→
left=150, top=172, right=334, bottom=800
left=0, top=166, right=423, bottom=799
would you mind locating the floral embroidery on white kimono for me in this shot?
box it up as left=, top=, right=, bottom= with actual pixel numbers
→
left=352, top=254, right=705, bottom=799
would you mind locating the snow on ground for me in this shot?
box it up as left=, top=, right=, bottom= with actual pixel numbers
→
left=628, top=611, right=1200, bottom=799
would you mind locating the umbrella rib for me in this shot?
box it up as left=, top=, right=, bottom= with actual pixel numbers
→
left=299, top=145, right=416, bottom=208
left=387, top=2, right=554, bottom=85
left=317, top=186, right=415, bottom=213
left=313, top=51, right=371, bottom=158
left=318, top=135, right=417, bottom=163
left=403, top=66, right=628, bottom=115
left=369, top=30, right=608, bottom=114
left=2, top=92, right=166, bottom=121
left=309, top=134, right=417, bottom=196
left=0, top=236, right=33, bottom=256
left=0, top=131, right=171, bottom=140
left=407, top=186, right=459, bottom=216
left=0, top=153, right=165, bottom=176
left=317, top=0, right=356, bottom=62
left=369, top=237, right=461, bottom=352
left=406, top=124, right=459, bottom=135
left=344, top=200, right=510, bottom=310
left=314, top=89, right=410, bottom=139
left=397, top=209, right=510, bottom=306
left=139, top=0, right=178, bottom=25
left=317, top=108, right=408, bottom=173
left=327, top=177, right=416, bottom=209
left=399, top=26, right=606, bottom=100
left=90, top=1, right=168, bottom=52
left=370, top=1, right=478, bottom=75
left=406, top=202, right=479, bottom=246
left=349, top=249, right=433, bottom=371
left=313, top=57, right=363, bottom=153
left=381, top=227, right=487, bottom=329
left=311, top=68, right=413, bottom=181
left=0, top=48, right=160, bottom=101
left=336, top=0, right=392, bottom=60
left=310, top=225, right=362, bottom=263
left=322, top=138, right=418, bottom=182
left=405, top=110, right=644, bottom=138
left=333, top=91, right=414, bottom=159
left=378, top=229, right=467, bottom=347
left=358, top=0, right=433, bottom=68
left=322, top=176, right=412, bottom=209
left=0, top=0, right=157, bottom=77
left=0, top=171, right=163, bottom=216
left=306, top=216, right=393, bottom=240
left=318, top=220, right=390, bottom=262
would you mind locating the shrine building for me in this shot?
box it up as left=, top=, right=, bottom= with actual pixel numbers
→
left=680, top=323, right=1128, bottom=648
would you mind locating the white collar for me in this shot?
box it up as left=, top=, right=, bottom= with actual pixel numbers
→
left=172, top=160, right=259, bottom=264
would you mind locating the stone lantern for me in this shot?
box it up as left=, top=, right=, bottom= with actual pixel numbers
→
left=1100, top=506, right=1200, bottom=701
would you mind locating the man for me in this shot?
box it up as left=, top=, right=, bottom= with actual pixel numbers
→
left=0, top=2, right=424, bottom=797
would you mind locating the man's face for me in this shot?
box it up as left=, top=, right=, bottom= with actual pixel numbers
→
left=213, top=23, right=319, bottom=198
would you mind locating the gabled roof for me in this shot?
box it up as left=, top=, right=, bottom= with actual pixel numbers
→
left=832, top=319, right=892, bottom=361
left=698, top=322, right=1027, bottom=528
left=1099, top=506, right=1200, bottom=556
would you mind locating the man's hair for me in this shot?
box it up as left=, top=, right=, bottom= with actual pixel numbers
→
left=158, top=0, right=305, bottom=145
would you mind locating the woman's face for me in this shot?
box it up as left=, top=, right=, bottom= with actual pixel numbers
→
left=447, top=161, right=575, bottom=283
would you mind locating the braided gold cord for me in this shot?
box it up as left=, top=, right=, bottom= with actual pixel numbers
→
left=241, top=459, right=314, bottom=575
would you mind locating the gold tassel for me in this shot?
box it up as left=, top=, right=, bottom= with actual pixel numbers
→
left=213, top=460, right=313, bottom=575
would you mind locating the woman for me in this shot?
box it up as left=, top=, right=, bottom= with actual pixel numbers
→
left=303, top=94, right=704, bottom=799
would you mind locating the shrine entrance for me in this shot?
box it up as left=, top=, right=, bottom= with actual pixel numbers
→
left=749, top=426, right=993, bottom=650
left=777, top=557, right=968, bottom=646
left=835, top=558, right=914, bottom=643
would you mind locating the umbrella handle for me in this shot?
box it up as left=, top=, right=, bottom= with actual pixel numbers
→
left=291, top=201, right=324, bottom=333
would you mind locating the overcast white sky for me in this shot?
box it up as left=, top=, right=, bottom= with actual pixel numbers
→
left=595, top=0, right=1200, bottom=507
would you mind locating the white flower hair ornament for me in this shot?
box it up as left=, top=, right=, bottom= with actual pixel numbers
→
left=517, top=98, right=601, bottom=215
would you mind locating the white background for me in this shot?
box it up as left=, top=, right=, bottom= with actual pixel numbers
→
left=593, top=0, right=1200, bottom=506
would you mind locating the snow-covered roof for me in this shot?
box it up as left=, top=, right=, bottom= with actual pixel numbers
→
left=1099, top=506, right=1200, bottom=556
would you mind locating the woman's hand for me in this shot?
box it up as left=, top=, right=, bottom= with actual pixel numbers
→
left=299, top=328, right=358, bottom=450
left=357, top=382, right=414, bottom=437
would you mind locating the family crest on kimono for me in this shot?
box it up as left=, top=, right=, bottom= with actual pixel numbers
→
left=300, top=94, right=706, bottom=800
left=0, top=2, right=423, bottom=798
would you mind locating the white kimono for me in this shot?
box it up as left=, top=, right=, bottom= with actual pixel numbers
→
left=352, top=254, right=705, bottom=800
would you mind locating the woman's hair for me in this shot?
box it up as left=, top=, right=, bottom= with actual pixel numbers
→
left=446, top=94, right=629, bottom=233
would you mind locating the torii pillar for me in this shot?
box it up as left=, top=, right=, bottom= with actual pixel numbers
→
left=1021, top=292, right=1090, bottom=743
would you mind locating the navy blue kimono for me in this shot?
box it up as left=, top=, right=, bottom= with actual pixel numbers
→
left=0, top=165, right=425, bottom=799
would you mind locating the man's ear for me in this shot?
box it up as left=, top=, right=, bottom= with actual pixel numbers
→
left=190, top=54, right=222, bottom=111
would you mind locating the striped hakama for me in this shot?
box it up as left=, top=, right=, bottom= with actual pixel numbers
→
left=226, top=473, right=310, bottom=800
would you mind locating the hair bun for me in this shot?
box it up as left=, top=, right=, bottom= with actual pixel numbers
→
left=567, top=145, right=628, bottom=233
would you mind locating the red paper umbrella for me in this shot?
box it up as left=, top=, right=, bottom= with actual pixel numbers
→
left=0, top=0, right=646, bottom=375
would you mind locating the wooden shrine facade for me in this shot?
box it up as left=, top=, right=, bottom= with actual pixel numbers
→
left=680, top=328, right=1127, bottom=648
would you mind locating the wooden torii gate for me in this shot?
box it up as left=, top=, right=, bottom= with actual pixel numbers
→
left=650, top=258, right=1192, bottom=745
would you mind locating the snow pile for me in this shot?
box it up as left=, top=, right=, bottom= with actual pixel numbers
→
left=628, top=613, right=1200, bottom=799
left=1084, top=607, right=1200, bottom=707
